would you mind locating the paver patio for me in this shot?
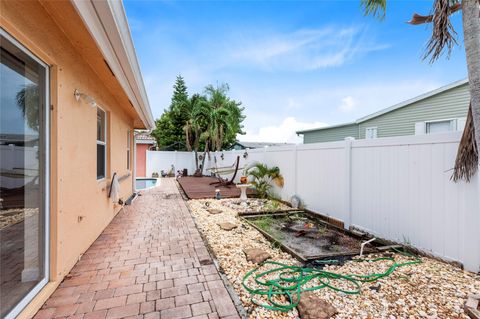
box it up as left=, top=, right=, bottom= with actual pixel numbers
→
left=34, top=179, right=240, bottom=319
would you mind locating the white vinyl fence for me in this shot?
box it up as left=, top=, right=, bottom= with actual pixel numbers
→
left=0, top=145, right=39, bottom=189
left=145, top=133, right=480, bottom=272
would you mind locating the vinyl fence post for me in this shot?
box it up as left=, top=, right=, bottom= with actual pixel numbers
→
left=344, top=137, right=354, bottom=230
left=294, top=144, right=298, bottom=196
left=174, top=150, right=177, bottom=173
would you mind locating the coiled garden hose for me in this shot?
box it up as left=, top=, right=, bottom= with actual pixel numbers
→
left=242, top=249, right=422, bottom=312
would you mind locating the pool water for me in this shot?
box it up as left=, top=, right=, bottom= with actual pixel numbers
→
left=136, top=178, right=157, bottom=190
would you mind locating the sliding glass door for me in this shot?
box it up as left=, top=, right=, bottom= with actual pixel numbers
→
left=0, top=29, right=49, bottom=318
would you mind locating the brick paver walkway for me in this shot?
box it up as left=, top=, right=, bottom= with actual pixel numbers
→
left=34, top=179, right=240, bottom=319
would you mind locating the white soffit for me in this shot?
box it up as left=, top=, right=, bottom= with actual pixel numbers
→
left=71, top=0, right=155, bottom=129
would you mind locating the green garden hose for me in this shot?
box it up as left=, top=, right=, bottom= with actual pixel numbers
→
left=242, top=249, right=422, bottom=312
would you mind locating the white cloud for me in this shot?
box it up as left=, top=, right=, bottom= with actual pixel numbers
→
left=239, top=117, right=327, bottom=144
left=226, top=27, right=389, bottom=71
left=338, top=96, right=356, bottom=113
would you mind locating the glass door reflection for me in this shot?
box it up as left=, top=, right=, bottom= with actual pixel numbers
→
left=0, top=30, right=48, bottom=318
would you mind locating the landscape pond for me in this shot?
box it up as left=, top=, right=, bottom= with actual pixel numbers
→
left=244, top=211, right=375, bottom=261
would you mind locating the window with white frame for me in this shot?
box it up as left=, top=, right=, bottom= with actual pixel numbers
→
left=97, top=108, right=106, bottom=179
left=425, top=119, right=456, bottom=134
left=127, top=130, right=131, bottom=170
left=365, top=127, right=377, bottom=139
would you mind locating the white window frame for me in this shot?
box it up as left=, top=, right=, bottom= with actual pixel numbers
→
left=127, top=130, right=131, bottom=170
left=1, top=28, right=50, bottom=319
left=425, top=118, right=457, bottom=134
left=365, top=127, right=378, bottom=139
left=97, top=106, right=107, bottom=180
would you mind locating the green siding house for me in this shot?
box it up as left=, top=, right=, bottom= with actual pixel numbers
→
left=298, top=79, right=470, bottom=143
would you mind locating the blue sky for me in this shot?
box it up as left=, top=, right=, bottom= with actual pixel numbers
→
left=124, top=0, right=467, bottom=143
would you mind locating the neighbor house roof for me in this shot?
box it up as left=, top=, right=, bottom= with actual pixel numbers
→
left=233, top=141, right=294, bottom=149
left=296, top=78, right=469, bottom=134
left=135, top=132, right=156, bottom=144
left=71, top=0, right=155, bottom=129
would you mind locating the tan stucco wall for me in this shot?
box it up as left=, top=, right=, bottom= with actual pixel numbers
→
left=1, top=1, right=137, bottom=317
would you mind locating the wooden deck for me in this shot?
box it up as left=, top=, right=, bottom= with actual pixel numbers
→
left=177, top=176, right=255, bottom=199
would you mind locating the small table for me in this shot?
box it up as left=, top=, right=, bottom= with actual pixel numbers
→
left=236, top=183, right=252, bottom=201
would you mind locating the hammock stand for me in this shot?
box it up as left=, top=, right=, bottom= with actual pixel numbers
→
left=207, top=156, right=241, bottom=187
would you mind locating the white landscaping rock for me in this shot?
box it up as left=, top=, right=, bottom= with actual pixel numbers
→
left=187, top=198, right=480, bottom=319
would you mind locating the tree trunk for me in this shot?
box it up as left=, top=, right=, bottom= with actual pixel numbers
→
left=194, top=149, right=199, bottom=171
left=194, top=129, right=200, bottom=171
left=185, top=126, right=192, bottom=152
left=463, top=0, right=480, bottom=153
left=218, top=124, right=224, bottom=151
left=200, top=142, right=209, bottom=175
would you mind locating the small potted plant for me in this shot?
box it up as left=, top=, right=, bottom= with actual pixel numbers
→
left=240, top=166, right=249, bottom=184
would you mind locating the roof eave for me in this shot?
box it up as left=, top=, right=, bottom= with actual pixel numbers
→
left=70, top=0, right=155, bottom=130
left=136, top=140, right=156, bottom=145
left=296, top=122, right=356, bottom=134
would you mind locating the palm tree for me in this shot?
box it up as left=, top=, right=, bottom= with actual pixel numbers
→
left=191, top=97, right=214, bottom=174
left=222, top=97, right=246, bottom=150
left=183, top=94, right=207, bottom=171
left=16, top=84, right=40, bottom=132
left=204, top=84, right=245, bottom=151
left=186, top=83, right=245, bottom=175
left=193, top=87, right=231, bottom=174
left=361, top=0, right=480, bottom=181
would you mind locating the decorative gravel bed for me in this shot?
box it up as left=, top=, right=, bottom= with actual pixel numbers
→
left=188, top=198, right=480, bottom=319
left=219, top=198, right=293, bottom=214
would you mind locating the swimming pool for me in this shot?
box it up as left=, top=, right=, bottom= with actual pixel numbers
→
left=136, top=178, right=157, bottom=190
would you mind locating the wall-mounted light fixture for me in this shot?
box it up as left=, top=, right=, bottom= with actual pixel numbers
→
left=74, top=89, right=97, bottom=108
left=243, top=151, right=248, bottom=159
left=220, top=153, right=225, bottom=160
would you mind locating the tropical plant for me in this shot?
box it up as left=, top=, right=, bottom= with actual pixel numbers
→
left=16, top=84, right=40, bottom=132
left=246, top=163, right=284, bottom=199
left=151, top=78, right=246, bottom=171
left=203, top=84, right=245, bottom=151
left=182, top=94, right=208, bottom=171
left=189, top=95, right=216, bottom=173
left=360, top=0, right=480, bottom=181
left=192, top=84, right=246, bottom=174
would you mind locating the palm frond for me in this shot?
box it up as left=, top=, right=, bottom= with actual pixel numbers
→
left=452, top=102, right=478, bottom=182
left=361, top=0, right=387, bottom=20
left=16, top=84, right=40, bottom=131
left=407, top=3, right=461, bottom=25
left=423, top=0, right=458, bottom=62
left=246, top=163, right=284, bottom=198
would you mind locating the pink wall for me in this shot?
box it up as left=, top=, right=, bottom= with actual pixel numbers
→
left=136, top=144, right=150, bottom=177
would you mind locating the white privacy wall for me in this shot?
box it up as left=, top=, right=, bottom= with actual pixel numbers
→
left=146, top=151, right=195, bottom=177
left=0, top=145, right=38, bottom=188
left=349, top=134, right=480, bottom=272
left=145, top=133, right=480, bottom=272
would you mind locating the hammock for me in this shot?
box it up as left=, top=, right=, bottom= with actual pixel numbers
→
left=207, top=155, right=242, bottom=175
left=209, top=156, right=241, bottom=187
